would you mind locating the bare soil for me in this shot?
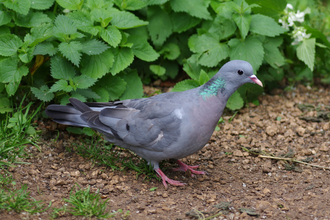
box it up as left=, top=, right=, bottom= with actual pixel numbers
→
left=1, top=84, right=330, bottom=220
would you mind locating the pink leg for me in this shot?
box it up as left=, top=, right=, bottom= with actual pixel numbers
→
left=172, top=160, right=206, bottom=175
left=155, top=168, right=186, bottom=189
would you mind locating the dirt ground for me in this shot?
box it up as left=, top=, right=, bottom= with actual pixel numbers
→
left=1, top=84, right=330, bottom=220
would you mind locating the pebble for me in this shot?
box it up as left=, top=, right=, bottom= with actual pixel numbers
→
left=296, top=126, right=305, bottom=136
left=266, top=126, right=277, bottom=136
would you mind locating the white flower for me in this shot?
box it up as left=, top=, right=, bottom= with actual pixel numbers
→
left=291, top=26, right=311, bottom=45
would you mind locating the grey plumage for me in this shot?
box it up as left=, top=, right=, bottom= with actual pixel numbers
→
left=45, top=60, right=263, bottom=188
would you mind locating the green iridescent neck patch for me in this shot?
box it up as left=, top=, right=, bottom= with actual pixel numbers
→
left=199, top=77, right=225, bottom=99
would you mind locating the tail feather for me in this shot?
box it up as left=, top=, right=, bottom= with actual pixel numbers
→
left=45, top=104, right=87, bottom=127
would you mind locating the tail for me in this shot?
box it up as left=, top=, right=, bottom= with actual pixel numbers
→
left=45, top=98, right=94, bottom=127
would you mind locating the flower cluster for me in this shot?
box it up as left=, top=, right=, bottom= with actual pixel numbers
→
left=279, top=4, right=311, bottom=45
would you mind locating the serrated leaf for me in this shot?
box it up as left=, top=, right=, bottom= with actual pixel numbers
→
left=14, top=11, right=51, bottom=28
left=49, top=79, right=73, bottom=92
left=263, top=37, right=285, bottom=68
left=170, top=0, right=212, bottom=20
left=31, top=85, right=54, bottom=101
left=85, top=0, right=107, bottom=10
left=83, top=127, right=95, bottom=136
left=19, top=46, right=34, bottom=63
left=93, top=74, right=127, bottom=100
left=150, top=65, right=165, bottom=76
left=59, top=41, right=82, bottom=66
left=93, top=87, right=109, bottom=102
left=73, top=75, right=97, bottom=89
left=147, top=6, right=172, bottom=46
left=111, top=10, right=148, bottom=29
left=228, top=36, right=264, bottom=71
left=110, top=47, right=134, bottom=75
left=183, top=54, right=201, bottom=81
left=30, top=0, right=55, bottom=10
left=297, top=38, right=315, bottom=71
left=50, top=55, right=76, bottom=80
left=56, top=0, right=82, bottom=10
left=33, top=42, right=58, bottom=56
left=75, top=88, right=100, bottom=99
left=90, top=8, right=112, bottom=27
left=81, top=39, right=109, bottom=55
left=80, top=49, right=114, bottom=79
left=127, top=35, right=159, bottom=62
left=199, top=70, right=209, bottom=85
left=67, top=10, right=99, bottom=35
left=209, top=16, right=237, bottom=40
left=30, top=23, right=53, bottom=47
left=148, top=0, right=169, bottom=4
left=6, top=82, right=19, bottom=96
left=246, top=0, right=286, bottom=20
left=232, top=12, right=251, bottom=40
left=119, top=70, right=143, bottom=100
left=66, top=127, right=84, bottom=134
left=226, top=91, right=244, bottom=110
left=250, top=14, right=286, bottom=37
left=0, top=97, right=12, bottom=113
left=0, top=56, right=28, bottom=83
left=53, top=14, right=77, bottom=40
left=113, top=0, right=148, bottom=10
left=160, top=43, right=180, bottom=60
left=171, top=12, right=201, bottom=33
left=171, top=79, right=199, bottom=92
left=268, top=67, right=284, bottom=81
left=100, top=26, right=122, bottom=47
left=0, top=10, right=12, bottom=26
left=70, top=91, right=86, bottom=102
left=0, top=34, right=23, bottom=56
left=4, top=0, right=30, bottom=15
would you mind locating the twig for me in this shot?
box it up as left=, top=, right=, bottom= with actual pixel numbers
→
left=258, top=155, right=330, bottom=170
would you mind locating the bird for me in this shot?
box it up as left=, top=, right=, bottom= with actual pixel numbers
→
left=45, top=60, right=263, bottom=188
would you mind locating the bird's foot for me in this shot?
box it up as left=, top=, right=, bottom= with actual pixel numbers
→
left=155, top=168, right=186, bottom=189
left=172, top=160, right=206, bottom=176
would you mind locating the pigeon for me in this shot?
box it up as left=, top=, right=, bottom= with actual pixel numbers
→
left=45, top=60, right=263, bottom=188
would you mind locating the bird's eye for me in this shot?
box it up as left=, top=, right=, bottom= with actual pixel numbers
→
left=237, top=70, right=243, bottom=75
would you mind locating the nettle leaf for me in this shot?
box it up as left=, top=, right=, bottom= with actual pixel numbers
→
left=188, top=34, right=198, bottom=53
left=119, top=70, right=143, bottom=100
left=111, top=10, right=148, bottom=29
left=232, top=12, right=251, bottom=40
left=250, top=14, right=286, bottom=37
left=297, top=38, right=316, bottom=71
left=53, top=14, right=77, bottom=40
left=91, top=8, right=112, bottom=27
left=148, top=0, right=169, bottom=4
left=34, top=42, right=58, bottom=56
left=113, top=0, right=148, bottom=10
left=56, top=0, right=82, bottom=10
left=0, top=56, right=29, bottom=83
left=100, top=26, right=122, bottom=47
left=75, top=88, right=100, bottom=99
left=199, top=70, right=209, bottom=85
left=0, top=34, right=23, bottom=57
left=0, top=11, right=12, bottom=26
left=246, top=0, right=286, bottom=20
left=4, top=0, right=30, bottom=15
left=160, top=43, right=180, bottom=60
left=19, top=46, right=34, bottom=63
left=171, top=12, right=201, bottom=33
left=68, top=10, right=99, bottom=35
left=31, top=85, right=54, bottom=101
left=172, top=79, right=199, bottom=92
left=85, top=0, right=106, bottom=10
left=30, top=0, right=55, bottom=10
left=128, top=35, right=159, bottom=62
left=183, top=54, right=201, bottom=81
left=147, top=6, right=172, bottom=46
left=80, top=49, right=114, bottom=79
left=14, top=11, right=51, bottom=28
left=70, top=91, right=87, bottom=102
left=50, top=55, right=76, bottom=80
left=93, top=87, right=109, bottom=102
left=226, top=91, right=244, bottom=110
left=73, top=75, right=97, bottom=89
left=150, top=65, right=165, bottom=76
left=170, top=0, right=212, bottom=20
left=30, top=23, right=53, bottom=46
left=49, top=79, right=73, bottom=92
left=195, top=34, right=229, bottom=67
left=81, top=39, right=109, bottom=55
left=110, top=47, right=134, bottom=75
left=209, top=16, right=237, bottom=40
left=93, top=74, right=127, bottom=100
left=228, top=36, right=264, bottom=71
left=59, top=41, right=82, bottom=66
left=263, top=37, right=285, bottom=68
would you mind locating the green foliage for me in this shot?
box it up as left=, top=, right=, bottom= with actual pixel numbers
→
left=0, top=0, right=329, bottom=109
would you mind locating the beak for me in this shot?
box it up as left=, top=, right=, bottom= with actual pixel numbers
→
left=249, top=75, right=263, bottom=87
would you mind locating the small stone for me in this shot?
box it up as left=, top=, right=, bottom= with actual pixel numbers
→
left=100, top=173, right=108, bottom=179
left=70, top=170, right=80, bottom=177
left=162, top=193, right=168, bottom=198
left=263, top=188, right=271, bottom=196
left=320, top=142, right=329, bottom=152
left=296, top=127, right=305, bottom=136
left=266, top=126, right=277, bottom=136
left=256, top=200, right=272, bottom=212
left=323, top=122, right=330, bottom=130
left=91, top=170, right=99, bottom=178
left=43, top=173, right=52, bottom=178
left=233, top=150, right=243, bottom=157
left=162, top=206, right=171, bottom=211
left=55, top=180, right=66, bottom=186
left=147, top=209, right=157, bottom=214
left=262, top=160, right=272, bottom=173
